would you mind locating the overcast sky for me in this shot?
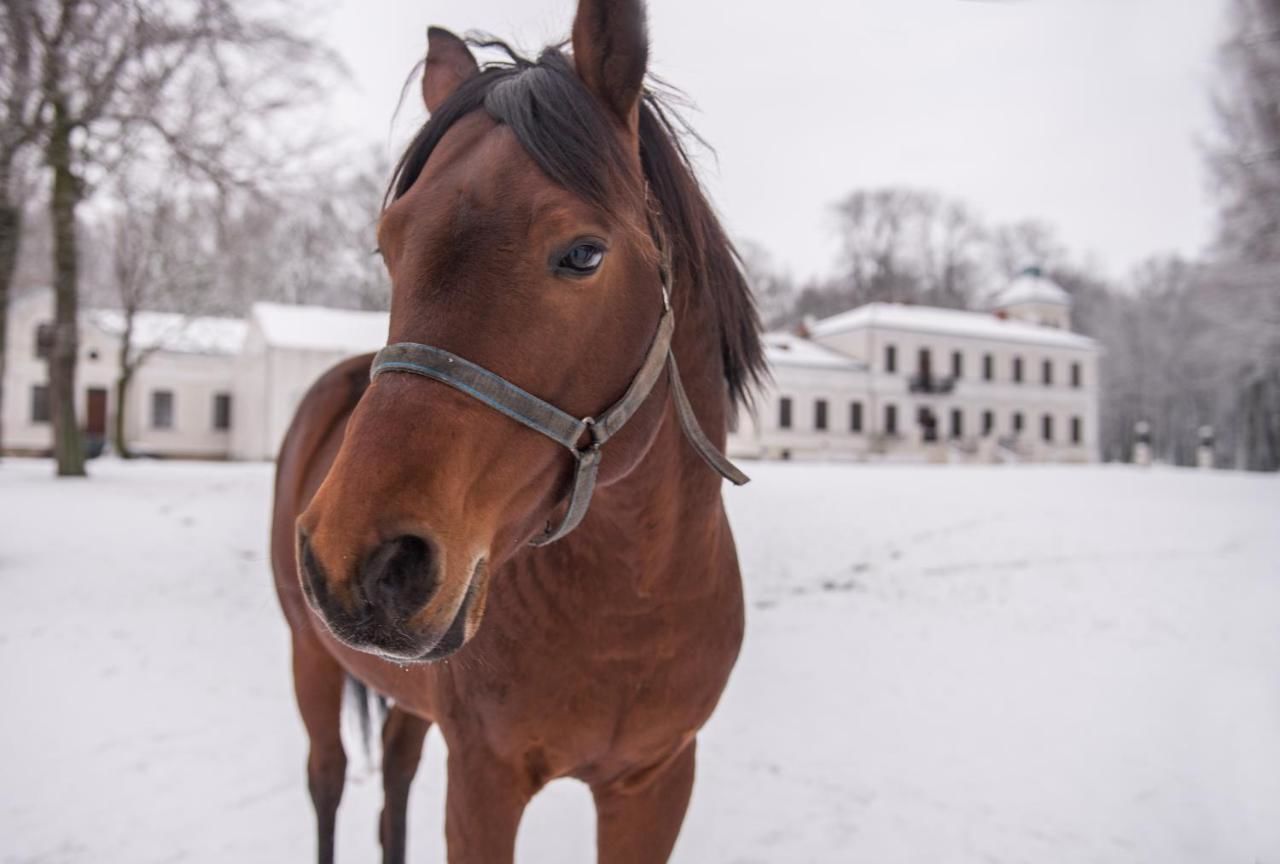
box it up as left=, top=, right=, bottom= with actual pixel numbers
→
left=318, top=0, right=1225, bottom=284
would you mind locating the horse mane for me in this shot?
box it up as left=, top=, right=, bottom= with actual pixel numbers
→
left=386, top=41, right=765, bottom=409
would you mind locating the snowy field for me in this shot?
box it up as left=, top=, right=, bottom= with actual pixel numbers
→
left=1, top=457, right=1278, bottom=863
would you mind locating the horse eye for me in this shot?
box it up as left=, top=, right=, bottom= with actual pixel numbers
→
left=557, top=242, right=605, bottom=275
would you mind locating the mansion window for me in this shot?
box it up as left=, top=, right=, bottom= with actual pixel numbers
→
left=213, top=393, right=233, bottom=431
left=885, top=344, right=897, bottom=374
left=982, top=410, right=994, bottom=436
left=779, top=397, right=793, bottom=430
left=849, top=401, right=863, bottom=433
left=1042, top=359, right=1053, bottom=386
left=1013, top=412, right=1024, bottom=434
left=1071, top=416, right=1082, bottom=445
left=1042, top=414, right=1054, bottom=443
left=951, top=351, right=963, bottom=379
left=983, top=353, right=994, bottom=381
left=1071, top=362, right=1082, bottom=388
left=31, top=384, right=51, bottom=423
left=950, top=409, right=964, bottom=439
left=152, top=390, right=175, bottom=430
left=35, top=323, right=54, bottom=360
left=1013, top=356, right=1024, bottom=384
left=885, top=404, right=898, bottom=435
left=814, top=399, right=828, bottom=431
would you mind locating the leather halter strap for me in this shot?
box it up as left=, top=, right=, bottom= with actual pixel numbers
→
left=368, top=285, right=749, bottom=546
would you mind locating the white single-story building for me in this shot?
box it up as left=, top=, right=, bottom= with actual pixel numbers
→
left=3, top=290, right=389, bottom=461
left=729, top=269, right=1101, bottom=463
left=3, top=288, right=245, bottom=458
left=230, top=303, right=389, bottom=460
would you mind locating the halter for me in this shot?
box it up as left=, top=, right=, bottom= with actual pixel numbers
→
left=368, top=265, right=749, bottom=547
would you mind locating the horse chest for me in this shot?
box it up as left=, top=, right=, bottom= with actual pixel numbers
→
left=447, top=564, right=744, bottom=775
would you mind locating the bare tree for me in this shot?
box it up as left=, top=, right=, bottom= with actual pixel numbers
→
left=1207, top=0, right=1280, bottom=470
left=990, top=220, right=1067, bottom=283
left=1212, top=0, right=1280, bottom=259
left=10, top=0, right=337, bottom=475
left=831, top=187, right=992, bottom=309
left=832, top=187, right=926, bottom=304
left=103, top=184, right=212, bottom=458
left=738, top=239, right=795, bottom=329
left=203, top=148, right=390, bottom=313
left=913, top=198, right=987, bottom=309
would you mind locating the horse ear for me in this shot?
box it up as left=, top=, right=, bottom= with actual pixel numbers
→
left=422, top=27, right=479, bottom=114
left=572, top=0, right=649, bottom=130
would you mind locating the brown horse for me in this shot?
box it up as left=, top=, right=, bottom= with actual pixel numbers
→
left=270, top=1, right=764, bottom=861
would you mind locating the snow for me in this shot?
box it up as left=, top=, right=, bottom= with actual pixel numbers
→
left=811, top=302, right=1097, bottom=350
left=1, top=458, right=1277, bottom=862
left=251, top=302, right=389, bottom=353
left=763, top=331, right=867, bottom=370
left=89, top=309, right=248, bottom=356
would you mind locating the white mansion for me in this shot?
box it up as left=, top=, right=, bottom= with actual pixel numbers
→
left=728, top=269, right=1100, bottom=462
left=4, top=269, right=1098, bottom=464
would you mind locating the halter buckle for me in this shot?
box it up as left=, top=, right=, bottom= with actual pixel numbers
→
left=577, top=416, right=605, bottom=459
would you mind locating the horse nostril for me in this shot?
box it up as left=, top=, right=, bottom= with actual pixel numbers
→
left=298, top=531, right=330, bottom=606
left=360, top=535, right=439, bottom=619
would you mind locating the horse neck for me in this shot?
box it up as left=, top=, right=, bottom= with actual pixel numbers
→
left=555, top=256, right=734, bottom=596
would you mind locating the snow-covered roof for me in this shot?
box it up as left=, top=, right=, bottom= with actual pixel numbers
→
left=251, top=302, right=389, bottom=353
left=991, top=269, right=1072, bottom=309
left=810, top=302, right=1096, bottom=350
left=90, top=309, right=247, bottom=356
left=764, top=332, right=866, bottom=370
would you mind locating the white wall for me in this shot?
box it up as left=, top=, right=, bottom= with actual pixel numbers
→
left=230, top=328, right=364, bottom=461
left=3, top=290, right=238, bottom=459
left=125, top=352, right=235, bottom=458
left=815, top=324, right=1099, bottom=462
left=230, top=325, right=269, bottom=461
left=4, top=292, right=119, bottom=454
left=731, top=362, right=872, bottom=460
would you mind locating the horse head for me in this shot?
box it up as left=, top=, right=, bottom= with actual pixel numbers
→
left=296, top=0, right=681, bottom=662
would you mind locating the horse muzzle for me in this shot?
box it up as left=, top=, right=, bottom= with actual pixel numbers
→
left=297, top=527, right=487, bottom=662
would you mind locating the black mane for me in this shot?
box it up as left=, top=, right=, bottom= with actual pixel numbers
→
left=387, top=41, right=765, bottom=409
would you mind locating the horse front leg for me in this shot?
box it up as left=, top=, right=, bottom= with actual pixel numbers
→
left=443, top=737, right=539, bottom=864
left=290, top=633, right=348, bottom=864
left=379, top=706, right=431, bottom=864
left=592, top=739, right=697, bottom=864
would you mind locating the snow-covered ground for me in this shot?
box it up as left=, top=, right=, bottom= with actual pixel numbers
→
left=1, top=458, right=1278, bottom=863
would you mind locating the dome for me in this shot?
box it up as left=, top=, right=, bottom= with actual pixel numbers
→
left=992, top=266, right=1071, bottom=309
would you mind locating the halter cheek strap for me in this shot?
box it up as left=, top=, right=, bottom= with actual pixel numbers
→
left=368, top=290, right=749, bottom=546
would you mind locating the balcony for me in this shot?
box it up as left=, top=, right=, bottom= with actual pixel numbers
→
left=908, top=373, right=955, bottom=395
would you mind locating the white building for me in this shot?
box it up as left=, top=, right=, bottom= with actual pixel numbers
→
left=4, top=289, right=245, bottom=459
left=730, top=270, right=1101, bottom=463
left=3, top=290, right=387, bottom=461
left=230, top=303, right=389, bottom=460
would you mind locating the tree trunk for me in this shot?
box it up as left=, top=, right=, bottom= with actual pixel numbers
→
left=0, top=190, right=20, bottom=460
left=114, top=314, right=134, bottom=458
left=47, top=103, right=85, bottom=476
left=113, top=370, right=132, bottom=459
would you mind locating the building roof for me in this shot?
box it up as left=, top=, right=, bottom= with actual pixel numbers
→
left=251, top=302, right=389, bottom=353
left=991, top=268, right=1072, bottom=309
left=764, top=332, right=867, bottom=370
left=89, top=309, right=247, bottom=356
left=809, top=302, right=1096, bottom=350
left=16, top=287, right=247, bottom=355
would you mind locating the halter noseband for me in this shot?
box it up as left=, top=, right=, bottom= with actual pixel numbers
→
left=368, top=271, right=749, bottom=546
